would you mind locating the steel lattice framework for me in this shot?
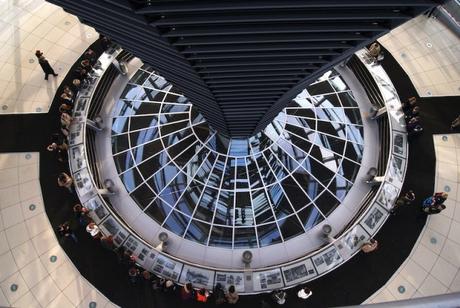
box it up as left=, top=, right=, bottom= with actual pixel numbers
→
left=48, top=0, right=440, bottom=137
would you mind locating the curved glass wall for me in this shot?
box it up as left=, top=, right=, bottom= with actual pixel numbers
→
left=111, top=65, right=364, bottom=249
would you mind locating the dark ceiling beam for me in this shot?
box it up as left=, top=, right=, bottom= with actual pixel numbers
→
left=182, top=42, right=354, bottom=54
left=214, top=94, right=286, bottom=99
left=210, top=82, right=297, bottom=89
left=198, top=65, right=318, bottom=74
left=218, top=98, right=281, bottom=104
left=186, top=50, right=341, bottom=60
left=151, top=10, right=412, bottom=26
left=163, top=23, right=388, bottom=37
left=206, top=77, right=300, bottom=85
left=136, top=0, right=435, bottom=14
left=202, top=71, right=311, bottom=80
left=49, top=0, right=440, bottom=137
left=173, top=33, right=370, bottom=46
left=213, top=89, right=287, bottom=95
left=193, top=58, right=328, bottom=68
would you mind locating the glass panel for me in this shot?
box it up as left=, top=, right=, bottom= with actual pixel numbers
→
left=213, top=190, right=234, bottom=226
left=257, top=223, right=282, bottom=247
left=130, top=183, right=156, bottom=209
left=267, top=183, right=293, bottom=220
left=129, top=126, right=158, bottom=148
left=159, top=171, right=188, bottom=208
left=337, top=91, right=357, bottom=108
left=340, top=158, right=361, bottom=183
left=314, top=190, right=341, bottom=216
left=297, top=205, right=324, bottom=231
left=307, top=80, right=334, bottom=96
left=162, top=210, right=190, bottom=236
left=235, top=158, right=249, bottom=189
left=209, top=226, right=233, bottom=248
left=112, top=134, right=130, bottom=154
left=112, top=115, right=130, bottom=134
left=175, top=180, right=203, bottom=216
left=145, top=198, right=173, bottom=224
left=131, top=139, right=163, bottom=164
left=291, top=169, right=324, bottom=201
left=129, top=112, right=157, bottom=131
left=113, top=151, right=134, bottom=173
left=247, top=156, right=263, bottom=189
left=235, top=191, right=253, bottom=226
left=234, top=228, right=257, bottom=248
left=132, top=101, right=161, bottom=115
left=278, top=215, right=304, bottom=240
left=185, top=220, right=211, bottom=244
left=119, top=168, right=138, bottom=193
left=280, top=176, right=310, bottom=212
left=193, top=186, right=218, bottom=221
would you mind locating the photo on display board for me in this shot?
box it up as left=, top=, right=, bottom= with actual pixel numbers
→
left=283, top=264, right=308, bottom=283
left=185, top=269, right=210, bottom=286
left=102, top=218, right=120, bottom=235
left=216, top=273, right=243, bottom=287
left=364, top=207, right=384, bottom=230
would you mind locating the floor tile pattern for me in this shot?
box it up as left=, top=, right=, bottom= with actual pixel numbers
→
left=379, top=15, right=460, bottom=97
left=365, top=134, right=460, bottom=303
left=0, top=152, right=117, bottom=307
left=0, top=0, right=96, bottom=114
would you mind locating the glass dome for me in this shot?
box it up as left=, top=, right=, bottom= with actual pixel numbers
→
left=111, top=65, right=364, bottom=249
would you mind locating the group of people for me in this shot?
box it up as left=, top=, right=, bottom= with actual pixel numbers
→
left=42, top=37, right=319, bottom=307
left=422, top=192, right=448, bottom=214
left=402, top=96, right=423, bottom=135
left=43, top=41, right=112, bottom=253
left=389, top=187, right=448, bottom=216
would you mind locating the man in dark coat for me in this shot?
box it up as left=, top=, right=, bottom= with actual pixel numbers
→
left=35, top=50, right=58, bottom=80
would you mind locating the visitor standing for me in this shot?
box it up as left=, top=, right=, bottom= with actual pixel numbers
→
left=226, top=285, right=239, bottom=304
left=35, top=50, right=58, bottom=80
left=297, top=287, right=313, bottom=300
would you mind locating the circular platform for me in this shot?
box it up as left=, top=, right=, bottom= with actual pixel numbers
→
left=111, top=66, right=364, bottom=250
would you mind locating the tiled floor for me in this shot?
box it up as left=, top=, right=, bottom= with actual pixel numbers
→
left=0, top=0, right=97, bottom=114
left=0, top=152, right=117, bottom=307
left=0, top=2, right=458, bottom=306
left=379, top=14, right=460, bottom=97
left=365, top=134, right=460, bottom=303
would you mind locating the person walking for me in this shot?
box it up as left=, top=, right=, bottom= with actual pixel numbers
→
left=35, top=50, right=58, bottom=80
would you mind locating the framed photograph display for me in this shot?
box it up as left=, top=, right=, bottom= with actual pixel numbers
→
left=387, top=156, right=406, bottom=187
left=392, top=132, right=408, bottom=158
left=100, top=216, right=128, bottom=247
left=336, top=225, right=369, bottom=258
left=83, top=195, right=108, bottom=223
left=68, top=122, right=84, bottom=146
left=376, top=182, right=399, bottom=210
left=253, top=268, right=284, bottom=292
left=151, top=254, right=183, bottom=281
left=282, top=259, right=317, bottom=286
left=73, top=97, right=89, bottom=119
left=123, top=236, right=153, bottom=268
left=73, top=168, right=95, bottom=202
left=69, top=145, right=87, bottom=173
left=361, top=204, right=388, bottom=235
left=180, top=265, right=215, bottom=289
left=215, top=272, right=245, bottom=293
left=312, top=246, right=343, bottom=274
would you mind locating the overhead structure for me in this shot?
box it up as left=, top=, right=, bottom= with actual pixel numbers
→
left=47, top=0, right=440, bottom=137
